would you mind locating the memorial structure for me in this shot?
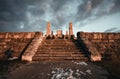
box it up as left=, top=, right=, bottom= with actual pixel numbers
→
left=0, top=22, right=119, bottom=62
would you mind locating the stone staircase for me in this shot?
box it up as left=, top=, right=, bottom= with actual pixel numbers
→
left=32, top=39, right=89, bottom=61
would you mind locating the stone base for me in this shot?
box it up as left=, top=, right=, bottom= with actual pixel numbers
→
left=22, top=55, right=32, bottom=62
left=90, top=55, right=102, bottom=62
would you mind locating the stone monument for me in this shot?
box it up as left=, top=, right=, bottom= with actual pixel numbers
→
left=69, top=22, right=73, bottom=36
left=65, top=30, right=69, bottom=39
left=66, top=30, right=69, bottom=36
left=46, top=22, right=51, bottom=36
left=56, top=30, right=63, bottom=38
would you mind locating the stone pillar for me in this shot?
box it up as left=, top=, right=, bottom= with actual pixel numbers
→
left=69, top=22, right=73, bottom=36
left=46, top=22, right=51, bottom=36
left=57, top=30, right=62, bottom=36
left=56, top=30, right=63, bottom=38
left=66, top=30, right=69, bottom=36
left=65, top=30, right=69, bottom=39
left=51, top=31, right=53, bottom=35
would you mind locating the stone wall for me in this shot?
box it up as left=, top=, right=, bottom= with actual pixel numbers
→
left=0, top=32, right=43, bottom=60
left=78, top=32, right=120, bottom=40
left=77, top=32, right=120, bottom=61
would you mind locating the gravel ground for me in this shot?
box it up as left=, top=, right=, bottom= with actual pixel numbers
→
left=0, top=60, right=111, bottom=79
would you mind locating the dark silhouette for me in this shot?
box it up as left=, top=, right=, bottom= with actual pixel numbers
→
left=5, top=47, right=13, bottom=59
left=2, top=47, right=14, bottom=79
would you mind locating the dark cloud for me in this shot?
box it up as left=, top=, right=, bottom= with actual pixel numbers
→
left=0, top=0, right=27, bottom=22
left=104, top=27, right=117, bottom=32
left=110, top=0, right=120, bottom=12
left=91, top=0, right=103, bottom=8
left=0, top=0, right=120, bottom=33
left=115, top=30, right=120, bottom=32
left=51, top=0, right=68, bottom=12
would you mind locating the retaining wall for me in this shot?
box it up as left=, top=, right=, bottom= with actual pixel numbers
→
left=0, top=32, right=43, bottom=60
left=77, top=32, right=120, bottom=61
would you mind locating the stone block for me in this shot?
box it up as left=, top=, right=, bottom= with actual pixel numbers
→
left=109, top=40, right=114, bottom=42
left=46, top=22, right=51, bottom=36
left=102, top=33, right=108, bottom=39
left=69, top=22, right=73, bottom=36
left=102, top=40, right=109, bottom=43
left=56, top=30, right=63, bottom=38
left=108, top=33, right=114, bottom=39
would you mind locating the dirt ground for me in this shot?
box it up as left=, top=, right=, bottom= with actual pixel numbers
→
left=0, top=60, right=114, bottom=79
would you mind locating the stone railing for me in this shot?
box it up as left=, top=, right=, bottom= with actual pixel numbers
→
left=22, top=32, right=43, bottom=61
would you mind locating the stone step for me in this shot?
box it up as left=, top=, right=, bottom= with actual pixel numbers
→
left=43, top=41, right=74, bottom=43
left=36, top=52, right=83, bottom=54
left=44, top=39, right=76, bottom=41
left=44, top=39, right=78, bottom=41
left=37, top=49, right=82, bottom=52
left=39, top=46, right=81, bottom=48
left=38, top=47, right=81, bottom=50
left=41, top=44, right=79, bottom=47
left=42, top=44, right=81, bottom=46
left=42, top=43, right=76, bottom=45
left=43, top=41, right=77, bottom=43
left=41, top=45, right=82, bottom=48
left=32, top=39, right=89, bottom=62
left=44, top=39, right=72, bottom=41
left=37, top=50, right=81, bottom=52
left=34, top=53, right=85, bottom=57
left=40, top=46, right=81, bottom=48
left=32, top=56, right=88, bottom=61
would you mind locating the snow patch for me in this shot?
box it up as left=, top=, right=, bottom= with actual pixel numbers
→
left=73, top=61, right=88, bottom=66
left=51, top=68, right=92, bottom=79
left=86, top=70, right=92, bottom=75
left=8, top=57, right=18, bottom=60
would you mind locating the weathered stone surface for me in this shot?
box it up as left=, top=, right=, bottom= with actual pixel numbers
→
left=0, top=32, right=35, bottom=39
left=77, top=32, right=120, bottom=61
left=69, top=22, right=73, bottom=36
left=46, top=22, right=51, bottom=36
left=66, top=30, right=69, bottom=36
left=57, top=30, right=62, bottom=35
left=0, top=32, right=43, bottom=60
left=32, top=39, right=89, bottom=61
left=0, top=30, right=119, bottom=62
left=22, top=32, right=43, bottom=61
left=56, top=30, right=63, bottom=38
left=78, top=32, right=120, bottom=40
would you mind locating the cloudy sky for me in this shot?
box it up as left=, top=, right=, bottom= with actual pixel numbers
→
left=0, top=0, right=120, bottom=34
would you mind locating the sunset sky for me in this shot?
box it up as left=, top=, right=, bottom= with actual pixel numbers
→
left=0, top=0, right=120, bottom=35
